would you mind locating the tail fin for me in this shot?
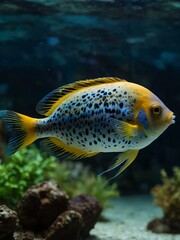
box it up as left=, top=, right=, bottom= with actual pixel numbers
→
left=0, top=110, right=37, bottom=156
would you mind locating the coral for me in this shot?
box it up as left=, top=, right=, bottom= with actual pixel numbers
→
left=0, top=146, right=56, bottom=208
left=17, top=181, right=69, bottom=230
left=0, top=205, right=17, bottom=239
left=148, top=167, right=180, bottom=233
left=0, top=145, right=119, bottom=210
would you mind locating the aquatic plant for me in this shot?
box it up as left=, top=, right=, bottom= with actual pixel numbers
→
left=0, top=146, right=119, bottom=209
left=151, top=167, right=180, bottom=222
left=0, top=146, right=56, bottom=208
left=148, top=167, right=180, bottom=233
left=54, top=161, right=119, bottom=209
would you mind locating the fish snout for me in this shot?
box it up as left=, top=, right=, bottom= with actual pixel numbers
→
left=171, top=114, right=176, bottom=124
left=167, top=112, right=175, bottom=124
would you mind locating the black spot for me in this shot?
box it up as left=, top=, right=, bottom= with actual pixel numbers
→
left=94, top=140, right=97, bottom=144
left=124, top=91, right=127, bottom=95
left=104, top=102, right=109, bottom=107
left=113, top=139, right=116, bottom=143
left=119, top=102, right=123, bottom=108
left=105, top=108, right=110, bottom=113
left=85, top=128, right=89, bottom=135
left=97, top=137, right=101, bottom=142
left=116, top=109, right=121, bottom=114
left=108, top=92, right=112, bottom=95
left=94, top=103, right=99, bottom=109
left=82, top=94, right=88, bottom=98
left=108, top=137, right=111, bottom=142
left=89, top=142, right=92, bottom=145
left=102, top=134, right=106, bottom=138
left=89, top=103, right=92, bottom=108
left=113, top=89, right=116, bottom=92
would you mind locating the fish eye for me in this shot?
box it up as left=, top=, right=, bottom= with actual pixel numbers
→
left=151, top=105, right=162, bottom=115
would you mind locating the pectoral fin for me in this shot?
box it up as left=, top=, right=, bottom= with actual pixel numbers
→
left=109, top=117, right=139, bottom=138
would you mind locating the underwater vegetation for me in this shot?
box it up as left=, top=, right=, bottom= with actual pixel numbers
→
left=148, top=167, right=180, bottom=233
left=0, top=146, right=56, bottom=208
left=0, top=145, right=119, bottom=209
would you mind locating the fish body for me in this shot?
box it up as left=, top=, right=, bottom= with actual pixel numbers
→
left=0, top=78, right=175, bottom=176
left=36, top=81, right=154, bottom=152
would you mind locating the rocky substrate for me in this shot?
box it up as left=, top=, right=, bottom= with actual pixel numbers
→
left=147, top=217, right=180, bottom=234
left=0, top=181, right=102, bottom=240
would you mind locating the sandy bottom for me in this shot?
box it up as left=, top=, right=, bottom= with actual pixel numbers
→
left=87, top=195, right=180, bottom=240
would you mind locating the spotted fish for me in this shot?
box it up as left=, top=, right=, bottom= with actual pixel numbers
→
left=0, top=78, right=175, bottom=176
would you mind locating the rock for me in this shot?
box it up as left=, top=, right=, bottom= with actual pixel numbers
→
left=147, top=217, right=180, bottom=234
left=17, top=181, right=69, bottom=230
left=46, top=210, right=83, bottom=240
left=68, top=194, right=103, bottom=237
left=14, top=230, right=35, bottom=240
left=0, top=205, right=17, bottom=240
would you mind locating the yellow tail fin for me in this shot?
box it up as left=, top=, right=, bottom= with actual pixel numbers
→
left=0, top=110, right=37, bottom=156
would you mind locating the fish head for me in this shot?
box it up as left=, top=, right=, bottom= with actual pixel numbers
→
left=136, top=93, right=175, bottom=137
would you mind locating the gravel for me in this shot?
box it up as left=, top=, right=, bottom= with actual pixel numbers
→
left=87, top=195, right=180, bottom=240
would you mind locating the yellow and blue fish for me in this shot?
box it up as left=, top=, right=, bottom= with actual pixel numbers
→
left=0, top=78, right=175, bottom=176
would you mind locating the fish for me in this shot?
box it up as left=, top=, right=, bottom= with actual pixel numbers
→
left=0, top=77, right=175, bottom=176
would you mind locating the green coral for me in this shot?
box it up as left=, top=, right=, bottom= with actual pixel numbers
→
left=0, top=145, right=119, bottom=209
left=151, top=167, right=180, bottom=222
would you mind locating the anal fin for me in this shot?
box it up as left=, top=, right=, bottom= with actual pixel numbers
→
left=41, top=137, right=98, bottom=159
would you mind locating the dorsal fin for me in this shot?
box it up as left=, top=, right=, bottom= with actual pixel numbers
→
left=36, top=77, right=126, bottom=116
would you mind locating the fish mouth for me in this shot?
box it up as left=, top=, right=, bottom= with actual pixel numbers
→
left=170, top=114, right=176, bottom=124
